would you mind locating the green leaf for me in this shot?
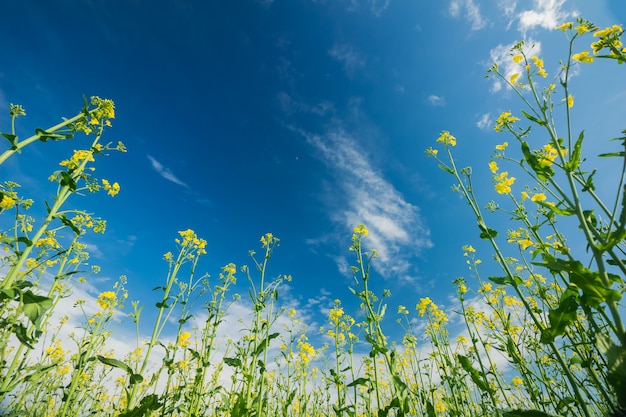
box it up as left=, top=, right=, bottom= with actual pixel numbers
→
left=1, top=132, right=18, bottom=149
left=597, top=334, right=626, bottom=409
left=21, top=290, right=53, bottom=329
left=425, top=399, right=436, bottom=417
left=253, top=332, right=280, bottom=356
left=521, top=141, right=554, bottom=181
left=35, top=128, right=73, bottom=142
left=346, top=377, right=369, bottom=388
left=55, top=213, right=81, bottom=236
left=14, top=323, right=36, bottom=349
left=567, top=131, right=584, bottom=171
left=520, top=110, right=547, bottom=126
left=223, top=357, right=242, bottom=368
left=501, top=409, right=563, bottom=417
left=581, top=169, right=596, bottom=192
left=119, top=394, right=161, bottom=417
left=438, top=164, right=454, bottom=174
left=488, top=275, right=523, bottom=286
left=537, top=201, right=575, bottom=216
left=538, top=254, right=621, bottom=309
left=97, top=355, right=133, bottom=374
left=129, top=373, right=144, bottom=385
left=599, top=151, right=625, bottom=158
left=0, top=235, right=33, bottom=248
left=59, top=171, right=77, bottom=191
left=540, top=288, right=579, bottom=344
left=457, top=354, right=495, bottom=393
left=478, top=223, right=498, bottom=239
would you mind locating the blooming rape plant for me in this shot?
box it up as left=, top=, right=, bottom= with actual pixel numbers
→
left=0, top=97, right=123, bottom=406
left=3, top=17, right=626, bottom=417
left=427, top=17, right=625, bottom=416
left=220, top=233, right=293, bottom=417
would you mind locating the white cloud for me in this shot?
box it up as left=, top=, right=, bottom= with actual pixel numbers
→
left=488, top=40, right=541, bottom=92
left=498, top=0, right=517, bottom=18
left=292, top=126, right=432, bottom=282
left=84, top=242, right=104, bottom=259
left=476, top=112, right=492, bottom=130
left=518, top=0, right=569, bottom=35
left=449, top=0, right=486, bottom=31
left=427, top=94, right=446, bottom=107
left=146, top=155, right=188, bottom=187
left=278, top=92, right=335, bottom=116
left=345, top=0, right=390, bottom=16
left=329, top=43, right=366, bottom=77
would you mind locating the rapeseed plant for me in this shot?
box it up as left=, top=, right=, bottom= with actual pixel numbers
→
left=1, top=16, right=624, bottom=417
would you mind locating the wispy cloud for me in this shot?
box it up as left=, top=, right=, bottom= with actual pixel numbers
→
left=146, top=155, right=188, bottom=187
left=488, top=40, right=541, bottom=92
left=427, top=94, right=446, bottom=107
left=292, top=125, right=431, bottom=283
left=278, top=92, right=335, bottom=116
left=476, top=112, right=492, bottom=130
left=329, top=43, right=366, bottom=78
left=518, top=0, right=570, bottom=35
left=449, top=0, right=486, bottom=31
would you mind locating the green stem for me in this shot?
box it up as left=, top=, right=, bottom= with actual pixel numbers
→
left=0, top=110, right=92, bottom=166
left=441, top=146, right=594, bottom=417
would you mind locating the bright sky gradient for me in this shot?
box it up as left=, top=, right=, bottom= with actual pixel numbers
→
left=1, top=0, right=626, bottom=347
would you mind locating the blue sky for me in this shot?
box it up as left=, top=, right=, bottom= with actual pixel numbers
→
left=1, top=0, right=625, bottom=346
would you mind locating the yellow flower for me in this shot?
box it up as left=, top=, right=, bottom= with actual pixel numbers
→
left=436, top=131, right=456, bottom=147
left=494, top=111, right=519, bottom=132
left=59, top=149, right=95, bottom=170
left=517, top=238, right=534, bottom=250
left=416, top=297, right=433, bottom=317
left=102, top=179, right=120, bottom=197
left=512, top=376, right=524, bottom=386
left=425, top=147, right=438, bottom=157
left=574, top=22, right=590, bottom=34
left=0, top=195, right=16, bottom=210
left=572, top=50, right=594, bottom=63
left=566, top=95, right=574, bottom=108
left=538, top=144, right=566, bottom=166
left=531, top=193, right=547, bottom=202
left=462, top=244, right=476, bottom=253
left=221, top=263, right=237, bottom=276
left=489, top=161, right=498, bottom=174
left=329, top=306, right=344, bottom=324
left=260, top=232, right=277, bottom=247
left=353, top=224, right=368, bottom=236
left=494, top=171, right=516, bottom=194
left=297, top=340, right=315, bottom=364
left=509, top=73, right=520, bottom=84
left=512, top=55, right=524, bottom=63
left=555, top=22, right=573, bottom=31
left=521, top=191, right=529, bottom=201
left=178, top=331, right=191, bottom=347
left=495, top=141, right=508, bottom=151
left=96, top=291, right=117, bottom=310
left=594, top=25, right=623, bottom=39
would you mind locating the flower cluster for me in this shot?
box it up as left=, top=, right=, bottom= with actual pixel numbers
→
left=493, top=171, right=516, bottom=194
left=494, top=111, right=520, bottom=133
left=59, top=149, right=95, bottom=171
left=436, top=130, right=456, bottom=147
left=101, top=179, right=120, bottom=196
